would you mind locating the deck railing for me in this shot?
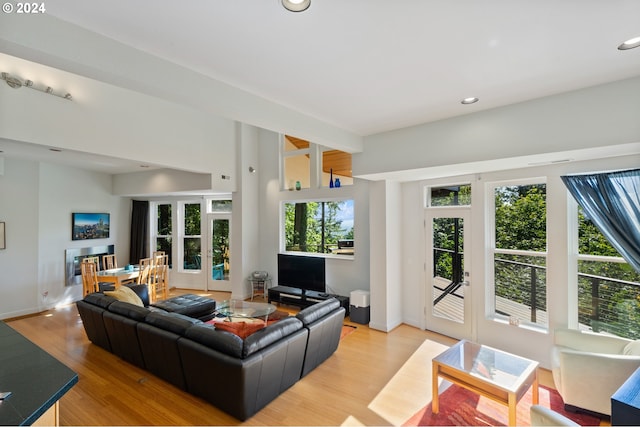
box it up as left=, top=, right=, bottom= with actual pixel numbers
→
left=434, top=247, right=640, bottom=338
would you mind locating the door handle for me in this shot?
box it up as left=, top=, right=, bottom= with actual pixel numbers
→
left=462, top=281, right=470, bottom=286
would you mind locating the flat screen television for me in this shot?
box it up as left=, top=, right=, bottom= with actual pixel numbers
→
left=278, top=253, right=325, bottom=293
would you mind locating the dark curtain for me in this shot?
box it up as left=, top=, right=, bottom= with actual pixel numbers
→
left=561, top=169, right=640, bottom=272
left=129, top=200, right=149, bottom=265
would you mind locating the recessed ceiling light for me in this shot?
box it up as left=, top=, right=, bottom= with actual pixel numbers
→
left=140, top=164, right=150, bottom=168
left=49, top=148, right=62, bottom=152
left=282, top=0, right=310, bottom=12
left=618, top=36, right=640, bottom=50
left=461, top=97, right=479, bottom=105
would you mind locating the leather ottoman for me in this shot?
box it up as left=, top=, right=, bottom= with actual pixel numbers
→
left=151, top=294, right=216, bottom=321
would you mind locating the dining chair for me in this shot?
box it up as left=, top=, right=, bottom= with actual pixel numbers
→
left=102, top=254, right=117, bottom=270
left=102, top=254, right=135, bottom=285
left=83, top=256, right=101, bottom=270
left=137, top=257, right=153, bottom=287
left=151, top=254, right=169, bottom=302
left=80, top=261, right=100, bottom=296
left=82, top=257, right=115, bottom=293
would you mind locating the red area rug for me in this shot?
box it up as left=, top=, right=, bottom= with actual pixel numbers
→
left=403, top=384, right=601, bottom=426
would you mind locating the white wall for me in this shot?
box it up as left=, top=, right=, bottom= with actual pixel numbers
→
left=355, top=76, right=640, bottom=179
left=0, top=158, right=128, bottom=319
left=0, top=158, right=40, bottom=318
left=258, top=129, right=371, bottom=299
left=369, top=180, right=403, bottom=332
left=231, top=123, right=261, bottom=299
left=113, top=169, right=216, bottom=196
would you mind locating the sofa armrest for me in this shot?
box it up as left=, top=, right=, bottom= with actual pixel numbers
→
left=296, top=298, right=340, bottom=325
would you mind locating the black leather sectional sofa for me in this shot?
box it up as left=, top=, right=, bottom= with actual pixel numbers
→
left=76, top=291, right=346, bottom=420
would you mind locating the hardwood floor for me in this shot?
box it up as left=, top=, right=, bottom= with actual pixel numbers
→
left=6, top=288, right=561, bottom=426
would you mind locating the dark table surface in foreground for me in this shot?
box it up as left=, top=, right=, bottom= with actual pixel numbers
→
left=0, top=321, right=78, bottom=426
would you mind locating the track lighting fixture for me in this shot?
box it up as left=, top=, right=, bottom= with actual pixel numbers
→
left=1, top=72, right=73, bottom=101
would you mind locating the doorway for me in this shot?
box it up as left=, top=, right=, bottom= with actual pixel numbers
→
left=206, top=213, right=231, bottom=291
left=425, top=208, right=472, bottom=340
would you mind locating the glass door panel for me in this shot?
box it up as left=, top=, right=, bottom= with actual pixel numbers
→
left=207, top=214, right=231, bottom=291
left=426, top=209, right=472, bottom=340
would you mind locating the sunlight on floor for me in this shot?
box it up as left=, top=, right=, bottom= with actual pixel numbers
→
left=368, top=339, right=452, bottom=426
left=340, top=415, right=366, bottom=426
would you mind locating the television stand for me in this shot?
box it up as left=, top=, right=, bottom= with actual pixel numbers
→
left=268, top=286, right=349, bottom=315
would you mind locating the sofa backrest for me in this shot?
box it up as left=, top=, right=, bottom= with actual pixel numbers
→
left=184, top=324, right=244, bottom=358
left=296, top=298, right=340, bottom=326
left=84, top=292, right=118, bottom=308
left=144, top=311, right=203, bottom=333
left=243, top=317, right=304, bottom=358
left=108, top=300, right=151, bottom=321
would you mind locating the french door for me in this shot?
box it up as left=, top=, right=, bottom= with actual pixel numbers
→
left=425, top=208, right=472, bottom=340
left=206, top=213, right=231, bottom=291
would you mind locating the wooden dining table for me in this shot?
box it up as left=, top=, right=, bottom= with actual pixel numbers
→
left=96, top=266, right=140, bottom=287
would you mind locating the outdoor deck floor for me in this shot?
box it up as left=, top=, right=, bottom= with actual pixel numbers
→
left=432, top=280, right=549, bottom=326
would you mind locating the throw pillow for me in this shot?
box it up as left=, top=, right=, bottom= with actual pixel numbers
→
left=269, top=310, right=290, bottom=321
left=215, top=320, right=265, bottom=339
left=104, top=286, right=144, bottom=307
left=623, top=340, right=640, bottom=355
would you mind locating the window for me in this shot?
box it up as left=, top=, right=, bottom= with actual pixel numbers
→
left=183, top=203, right=201, bottom=270
left=155, top=203, right=172, bottom=267
left=577, top=205, right=640, bottom=338
left=429, top=184, right=471, bottom=207
left=283, top=135, right=311, bottom=190
left=284, top=200, right=354, bottom=256
left=322, top=149, right=353, bottom=187
left=282, top=135, right=352, bottom=190
left=491, top=182, right=547, bottom=327
left=210, top=199, right=232, bottom=213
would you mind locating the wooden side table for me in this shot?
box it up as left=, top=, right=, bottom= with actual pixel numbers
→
left=248, top=276, right=272, bottom=300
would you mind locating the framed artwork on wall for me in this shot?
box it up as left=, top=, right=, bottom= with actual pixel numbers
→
left=0, top=222, right=5, bottom=249
left=72, top=213, right=110, bottom=241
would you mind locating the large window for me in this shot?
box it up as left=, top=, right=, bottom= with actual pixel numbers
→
left=183, top=203, right=201, bottom=270
left=491, top=182, right=547, bottom=327
left=284, top=200, right=354, bottom=256
left=577, top=205, right=640, bottom=338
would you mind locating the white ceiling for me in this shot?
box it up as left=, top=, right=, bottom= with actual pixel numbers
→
left=44, top=0, right=640, bottom=137
left=0, top=138, right=163, bottom=174
left=2, top=1, right=640, bottom=176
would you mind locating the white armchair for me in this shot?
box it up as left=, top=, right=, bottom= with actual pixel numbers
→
left=530, top=405, right=579, bottom=426
left=551, top=328, right=640, bottom=416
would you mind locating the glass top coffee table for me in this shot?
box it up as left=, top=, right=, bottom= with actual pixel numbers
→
left=432, top=339, right=539, bottom=426
left=216, top=300, right=277, bottom=322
